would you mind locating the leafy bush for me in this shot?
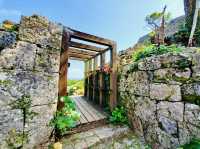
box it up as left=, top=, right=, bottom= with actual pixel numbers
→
left=132, top=44, right=182, bottom=62
left=50, top=96, right=80, bottom=135
left=178, top=138, right=200, bottom=149
left=109, top=106, right=128, bottom=125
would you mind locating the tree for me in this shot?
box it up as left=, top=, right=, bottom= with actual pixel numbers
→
left=188, top=0, right=200, bottom=46
left=145, top=6, right=170, bottom=45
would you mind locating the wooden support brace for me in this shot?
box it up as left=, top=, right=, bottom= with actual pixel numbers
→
left=93, top=57, right=98, bottom=102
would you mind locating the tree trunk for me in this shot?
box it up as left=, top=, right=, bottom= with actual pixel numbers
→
left=188, top=0, right=200, bottom=46
left=184, top=0, right=196, bottom=30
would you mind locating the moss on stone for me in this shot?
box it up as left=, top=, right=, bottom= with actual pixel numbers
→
left=5, top=128, right=28, bottom=149
left=0, top=80, right=11, bottom=87
left=182, top=95, right=200, bottom=106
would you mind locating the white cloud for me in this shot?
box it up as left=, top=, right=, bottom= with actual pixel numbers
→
left=0, top=8, right=21, bottom=17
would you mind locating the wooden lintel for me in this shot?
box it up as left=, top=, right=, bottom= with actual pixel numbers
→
left=68, top=47, right=98, bottom=57
left=69, top=53, right=92, bottom=59
left=69, top=41, right=105, bottom=52
left=69, top=57, right=86, bottom=61
left=66, top=27, right=115, bottom=46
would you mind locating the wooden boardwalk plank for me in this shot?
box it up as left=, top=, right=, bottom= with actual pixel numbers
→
left=78, top=96, right=107, bottom=120
left=76, top=96, right=100, bottom=121
left=73, top=97, right=94, bottom=122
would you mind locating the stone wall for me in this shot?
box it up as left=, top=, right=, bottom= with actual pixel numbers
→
left=0, top=15, right=63, bottom=148
left=119, top=48, right=200, bottom=149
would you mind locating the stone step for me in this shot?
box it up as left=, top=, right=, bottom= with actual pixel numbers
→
left=61, top=124, right=148, bottom=149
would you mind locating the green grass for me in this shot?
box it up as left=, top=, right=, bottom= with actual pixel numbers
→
left=68, top=80, right=84, bottom=96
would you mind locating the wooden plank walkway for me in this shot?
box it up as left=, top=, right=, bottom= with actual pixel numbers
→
left=72, top=96, right=107, bottom=126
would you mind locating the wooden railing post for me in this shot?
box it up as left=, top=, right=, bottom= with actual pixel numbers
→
left=99, top=53, right=105, bottom=106
left=110, top=43, right=117, bottom=111
left=87, top=59, right=92, bottom=100
left=84, top=60, right=88, bottom=97
left=93, top=57, right=98, bottom=102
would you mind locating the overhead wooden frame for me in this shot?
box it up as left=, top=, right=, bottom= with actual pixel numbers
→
left=59, top=26, right=118, bottom=111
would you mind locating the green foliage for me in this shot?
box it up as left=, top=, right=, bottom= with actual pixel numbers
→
left=67, top=80, right=84, bottom=96
left=132, top=44, right=182, bottom=62
left=178, top=138, right=200, bottom=149
left=6, top=129, right=28, bottom=149
left=109, top=106, right=128, bottom=125
left=50, top=96, right=80, bottom=135
left=10, top=95, right=38, bottom=122
left=172, top=24, right=200, bottom=46
left=145, top=11, right=171, bottom=29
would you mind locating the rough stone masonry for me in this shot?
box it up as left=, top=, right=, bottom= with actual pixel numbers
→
left=119, top=48, right=200, bottom=149
left=0, top=15, right=63, bottom=148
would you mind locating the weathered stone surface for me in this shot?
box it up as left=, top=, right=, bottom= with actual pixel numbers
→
left=184, top=103, right=200, bottom=126
left=134, top=97, right=156, bottom=123
left=0, top=109, right=23, bottom=147
left=154, top=68, right=191, bottom=84
left=24, top=104, right=56, bottom=148
left=35, top=48, right=60, bottom=73
left=181, top=83, right=200, bottom=104
left=138, top=57, right=161, bottom=70
left=150, top=83, right=181, bottom=101
left=19, top=15, right=63, bottom=50
left=158, top=116, right=178, bottom=136
left=0, top=41, right=37, bottom=70
left=0, top=31, right=16, bottom=49
left=127, top=71, right=149, bottom=96
left=157, top=102, right=184, bottom=122
left=0, top=70, right=58, bottom=106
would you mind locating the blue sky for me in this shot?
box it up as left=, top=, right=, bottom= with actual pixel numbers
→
left=0, top=0, right=184, bottom=79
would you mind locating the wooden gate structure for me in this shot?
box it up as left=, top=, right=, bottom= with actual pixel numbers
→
left=59, top=27, right=117, bottom=111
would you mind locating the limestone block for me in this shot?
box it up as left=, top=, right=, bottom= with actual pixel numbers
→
left=34, top=47, right=60, bottom=73
left=18, top=15, right=63, bottom=50
left=0, top=41, right=37, bottom=70
left=0, top=31, right=16, bottom=49
left=127, top=71, right=149, bottom=96
left=24, top=104, right=56, bottom=148
left=150, top=83, right=181, bottom=101
left=138, top=57, right=161, bottom=70
left=134, top=97, right=156, bottom=123
left=157, top=102, right=184, bottom=122
left=154, top=68, right=191, bottom=84
left=184, top=103, right=200, bottom=126
left=181, top=83, right=200, bottom=104
left=0, top=108, right=23, bottom=147
left=0, top=70, right=58, bottom=106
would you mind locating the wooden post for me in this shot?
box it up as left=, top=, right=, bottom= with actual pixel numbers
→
left=87, top=59, right=92, bottom=100
left=93, top=57, right=98, bottom=102
left=99, top=53, right=105, bottom=106
left=58, top=30, right=70, bottom=110
left=84, top=61, right=88, bottom=97
left=110, top=43, right=117, bottom=111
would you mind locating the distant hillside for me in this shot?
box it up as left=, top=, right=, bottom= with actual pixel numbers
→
left=138, top=16, right=185, bottom=44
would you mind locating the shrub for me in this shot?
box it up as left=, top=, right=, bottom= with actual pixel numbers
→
left=50, top=96, right=80, bottom=135
left=67, top=80, right=84, bottom=96
left=178, top=138, right=200, bottom=149
left=132, top=44, right=182, bottom=62
left=109, top=106, right=128, bottom=125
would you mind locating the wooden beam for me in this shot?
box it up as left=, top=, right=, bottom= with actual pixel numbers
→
left=68, top=47, right=97, bottom=57
left=99, top=53, right=105, bottom=107
left=68, top=52, right=92, bottom=59
left=69, top=41, right=105, bottom=52
left=109, top=42, right=117, bottom=111
left=69, top=57, right=86, bottom=61
left=66, top=27, right=115, bottom=46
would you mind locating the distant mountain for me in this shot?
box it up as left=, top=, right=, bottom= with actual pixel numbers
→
left=137, top=16, right=185, bottom=44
